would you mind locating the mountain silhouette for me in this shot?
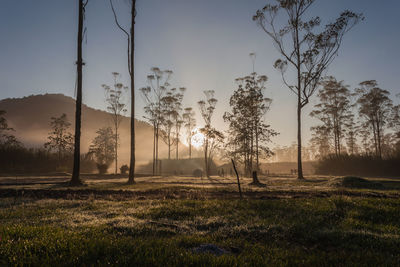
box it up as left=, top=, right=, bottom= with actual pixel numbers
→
left=0, top=93, right=169, bottom=167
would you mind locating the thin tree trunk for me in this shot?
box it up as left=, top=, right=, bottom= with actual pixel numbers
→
left=231, top=159, right=242, bottom=199
left=256, top=124, right=259, bottom=171
left=152, top=122, right=156, bottom=175
left=297, top=95, right=304, bottom=180
left=189, top=133, right=192, bottom=159
left=115, top=126, right=118, bottom=174
left=70, top=0, right=84, bottom=186
left=127, top=0, right=136, bottom=183
left=204, top=138, right=208, bottom=177
left=176, top=129, right=179, bottom=160
left=295, top=15, right=304, bottom=180
left=376, top=120, right=382, bottom=158
left=156, top=125, right=159, bottom=175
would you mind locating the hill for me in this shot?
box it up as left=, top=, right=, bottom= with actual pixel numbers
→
left=0, top=93, right=168, bottom=166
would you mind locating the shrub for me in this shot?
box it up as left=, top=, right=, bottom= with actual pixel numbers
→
left=97, top=164, right=108, bottom=174
left=120, top=164, right=129, bottom=175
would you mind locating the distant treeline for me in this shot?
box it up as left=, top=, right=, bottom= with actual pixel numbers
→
left=0, top=146, right=96, bottom=174
left=315, top=154, right=400, bottom=177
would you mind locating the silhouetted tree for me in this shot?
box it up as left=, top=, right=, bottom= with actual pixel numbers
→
left=253, top=0, right=363, bottom=179
left=345, top=115, right=360, bottom=155
left=102, top=72, right=128, bottom=174
left=224, top=73, right=277, bottom=176
left=172, top=88, right=185, bottom=159
left=89, top=127, right=115, bottom=174
left=159, top=87, right=185, bottom=160
left=356, top=80, right=393, bottom=158
left=109, top=0, right=136, bottom=184
left=140, top=68, right=173, bottom=174
left=0, top=110, right=20, bottom=148
left=160, top=90, right=177, bottom=160
left=310, top=76, right=354, bottom=156
left=44, top=114, right=74, bottom=163
left=310, top=125, right=331, bottom=158
left=183, top=107, right=196, bottom=159
left=71, top=0, right=88, bottom=186
left=198, top=90, right=223, bottom=177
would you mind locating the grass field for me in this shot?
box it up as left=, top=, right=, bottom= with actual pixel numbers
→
left=0, top=174, right=399, bottom=266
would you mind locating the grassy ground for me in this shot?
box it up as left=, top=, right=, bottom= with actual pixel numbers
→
left=0, top=175, right=399, bottom=266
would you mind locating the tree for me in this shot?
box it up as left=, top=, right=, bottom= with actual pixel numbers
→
left=183, top=107, right=196, bottom=159
left=71, top=0, right=88, bottom=186
left=102, top=72, right=128, bottom=174
left=310, top=76, right=353, bottom=156
left=44, top=114, right=74, bottom=163
left=140, top=67, right=173, bottom=174
left=159, top=87, right=185, bottom=160
left=224, top=73, right=278, bottom=176
left=356, top=80, right=393, bottom=158
left=345, top=115, right=359, bottom=155
left=89, top=127, right=115, bottom=174
left=173, top=88, right=186, bottom=160
left=198, top=90, right=223, bottom=177
left=109, top=0, right=136, bottom=184
left=0, top=110, right=20, bottom=148
left=253, top=0, right=363, bottom=179
left=309, top=125, right=331, bottom=158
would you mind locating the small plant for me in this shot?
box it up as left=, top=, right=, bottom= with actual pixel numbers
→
left=120, top=164, right=129, bottom=175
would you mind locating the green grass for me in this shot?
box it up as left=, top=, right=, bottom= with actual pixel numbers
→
left=1, top=196, right=399, bottom=266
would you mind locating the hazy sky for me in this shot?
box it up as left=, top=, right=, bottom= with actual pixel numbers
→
left=1, top=0, right=399, bottom=147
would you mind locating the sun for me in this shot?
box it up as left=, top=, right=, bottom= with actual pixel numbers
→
left=191, top=128, right=205, bottom=149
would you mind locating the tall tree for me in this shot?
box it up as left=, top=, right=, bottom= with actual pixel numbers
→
left=253, top=0, right=363, bottom=179
left=309, top=125, right=331, bottom=158
left=140, top=68, right=173, bottom=174
left=310, top=76, right=353, bottom=156
left=183, top=107, right=196, bottom=159
left=356, top=80, right=393, bottom=158
left=109, top=0, right=136, bottom=184
left=173, top=88, right=185, bottom=160
left=71, top=0, right=88, bottom=186
left=224, top=73, right=277, bottom=176
left=345, top=114, right=359, bottom=155
left=198, top=90, right=223, bottom=177
left=102, top=72, right=128, bottom=174
left=44, top=114, right=74, bottom=163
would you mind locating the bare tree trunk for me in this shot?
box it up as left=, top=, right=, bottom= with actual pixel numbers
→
left=297, top=95, right=304, bottom=180
left=189, top=136, right=192, bottom=159
left=176, top=130, right=179, bottom=160
left=168, top=133, right=171, bottom=160
left=70, top=0, right=84, bottom=186
left=115, top=126, right=118, bottom=174
left=256, top=124, right=259, bottom=171
left=152, top=122, right=156, bottom=175
left=376, top=121, right=382, bottom=158
left=127, top=0, right=136, bottom=184
left=204, top=138, right=209, bottom=177
left=156, top=125, right=159, bottom=175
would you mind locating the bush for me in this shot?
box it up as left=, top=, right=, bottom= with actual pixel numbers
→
left=193, top=169, right=203, bottom=178
left=315, top=154, right=400, bottom=177
left=0, top=146, right=96, bottom=174
left=96, top=164, right=108, bottom=174
left=120, top=164, right=129, bottom=175
left=328, top=176, right=384, bottom=189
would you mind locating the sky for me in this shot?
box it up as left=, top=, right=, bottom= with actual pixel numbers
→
left=0, top=0, right=399, bottom=147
